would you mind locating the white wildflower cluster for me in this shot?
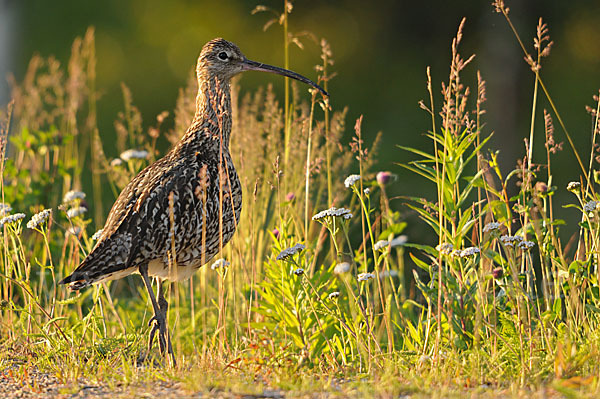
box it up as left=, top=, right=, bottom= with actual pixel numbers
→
left=63, top=190, right=86, bottom=204
left=211, top=258, right=230, bottom=270
left=357, top=272, right=375, bottom=282
left=120, top=149, right=149, bottom=161
left=276, top=243, right=305, bottom=261
left=483, top=222, right=501, bottom=233
left=67, top=226, right=82, bottom=236
left=312, top=207, right=353, bottom=221
left=0, top=203, right=12, bottom=216
left=374, top=240, right=389, bottom=251
left=375, top=235, right=408, bottom=251
left=458, top=246, right=480, bottom=257
left=450, top=249, right=462, bottom=257
left=328, top=291, right=340, bottom=300
left=499, top=235, right=523, bottom=247
left=110, top=158, right=124, bottom=167
left=566, top=181, right=581, bottom=192
left=293, top=268, right=305, bottom=276
left=27, top=209, right=52, bottom=230
left=0, top=213, right=26, bottom=229
left=334, top=262, right=351, bottom=275
left=379, top=270, right=399, bottom=278
left=344, top=174, right=361, bottom=188
left=583, top=200, right=599, bottom=214
left=66, top=206, right=87, bottom=219
left=91, top=229, right=104, bottom=240
left=389, top=235, right=407, bottom=247
left=436, top=243, right=454, bottom=255
left=518, top=240, right=535, bottom=251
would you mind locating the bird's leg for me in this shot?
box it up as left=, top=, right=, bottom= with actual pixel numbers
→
left=156, top=282, right=176, bottom=366
left=139, top=264, right=167, bottom=358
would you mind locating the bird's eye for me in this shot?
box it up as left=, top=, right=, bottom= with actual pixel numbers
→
left=218, top=52, right=228, bottom=61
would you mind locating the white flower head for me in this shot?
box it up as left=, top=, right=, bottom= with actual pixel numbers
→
left=357, top=272, right=375, bottom=282
left=0, top=213, right=26, bottom=230
left=483, top=222, right=501, bottom=233
left=334, top=262, right=351, bottom=275
left=67, top=226, right=82, bottom=236
left=379, top=270, right=399, bottom=278
left=344, top=174, right=361, bottom=188
left=0, top=203, right=12, bottom=216
left=110, top=158, right=124, bottom=167
left=27, top=209, right=52, bottom=230
left=120, top=149, right=149, bottom=161
left=450, top=249, right=463, bottom=257
left=363, top=188, right=370, bottom=195
left=63, top=190, right=86, bottom=204
left=211, top=258, right=230, bottom=270
left=293, top=268, right=305, bottom=276
left=389, top=235, right=407, bottom=247
left=584, top=200, right=599, bottom=214
left=436, top=243, right=453, bottom=255
left=66, top=206, right=87, bottom=219
left=374, top=240, right=389, bottom=251
left=518, top=240, right=535, bottom=251
left=312, top=207, right=353, bottom=221
left=567, top=181, right=581, bottom=192
left=328, top=291, right=340, bottom=300
left=500, top=235, right=523, bottom=247
left=276, top=243, right=305, bottom=261
left=91, top=229, right=104, bottom=241
left=460, top=247, right=480, bottom=257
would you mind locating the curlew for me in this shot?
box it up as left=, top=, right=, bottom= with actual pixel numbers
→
left=59, top=38, right=327, bottom=364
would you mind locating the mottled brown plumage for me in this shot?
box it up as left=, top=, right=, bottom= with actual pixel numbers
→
left=59, top=38, right=327, bottom=364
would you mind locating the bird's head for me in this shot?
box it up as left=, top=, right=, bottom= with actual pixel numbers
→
left=197, top=38, right=328, bottom=96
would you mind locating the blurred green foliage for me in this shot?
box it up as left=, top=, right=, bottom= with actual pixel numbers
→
left=6, top=0, right=600, bottom=243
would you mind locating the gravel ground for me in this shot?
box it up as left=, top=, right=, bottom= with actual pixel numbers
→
left=0, top=363, right=571, bottom=398
left=0, top=364, right=294, bottom=398
left=0, top=365, right=190, bottom=398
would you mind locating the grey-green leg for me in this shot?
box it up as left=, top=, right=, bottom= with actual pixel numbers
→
left=139, top=264, right=176, bottom=366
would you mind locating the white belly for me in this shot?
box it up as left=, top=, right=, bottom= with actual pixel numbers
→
left=147, top=258, right=201, bottom=281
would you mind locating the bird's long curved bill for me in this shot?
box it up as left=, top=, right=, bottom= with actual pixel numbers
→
left=242, top=59, right=328, bottom=97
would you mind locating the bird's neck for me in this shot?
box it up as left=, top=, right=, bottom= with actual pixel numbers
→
left=181, top=74, right=233, bottom=151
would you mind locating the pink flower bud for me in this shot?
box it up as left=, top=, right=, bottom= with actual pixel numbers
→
left=376, top=171, right=392, bottom=186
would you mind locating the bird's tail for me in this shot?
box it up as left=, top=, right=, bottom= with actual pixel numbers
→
left=59, top=240, right=134, bottom=290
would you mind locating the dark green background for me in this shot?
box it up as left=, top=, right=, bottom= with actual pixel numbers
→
left=3, top=0, right=600, bottom=243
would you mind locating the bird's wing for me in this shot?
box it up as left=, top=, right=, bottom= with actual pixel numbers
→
left=60, top=155, right=188, bottom=289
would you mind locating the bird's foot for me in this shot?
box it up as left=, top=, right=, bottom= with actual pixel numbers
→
left=148, top=314, right=167, bottom=355
left=147, top=296, right=176, bottom=366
